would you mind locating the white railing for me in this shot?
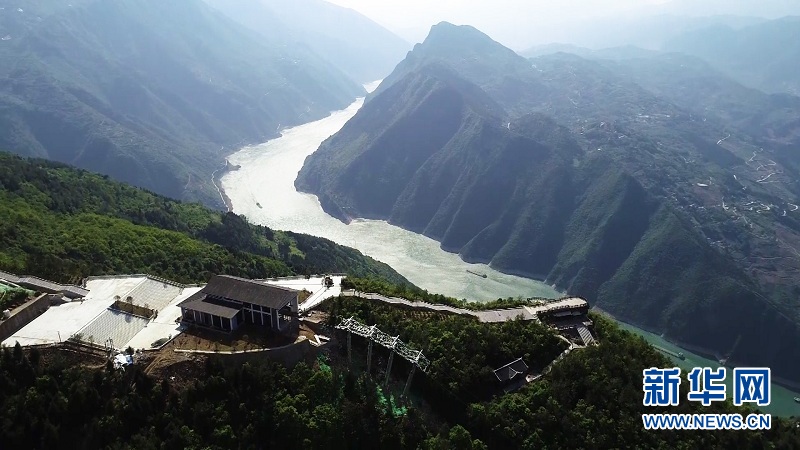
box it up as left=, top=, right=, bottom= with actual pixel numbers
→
left=336, top=316, right=430, bottom=372
left=577, top=326, right=596, bottom=346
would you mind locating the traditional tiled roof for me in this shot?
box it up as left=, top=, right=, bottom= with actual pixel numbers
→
left=493, top=357, right=529, bottom=382
left=179, top=294, right=241, bottom=319
left=178, top=275, right=298, bottom=313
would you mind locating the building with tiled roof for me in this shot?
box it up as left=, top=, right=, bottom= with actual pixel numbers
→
left=177, top=275, right=299, bottom=332
left=493, top=357, right=529, bottom=382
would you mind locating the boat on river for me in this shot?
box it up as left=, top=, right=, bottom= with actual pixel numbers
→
left=466, top=269, right=487, bottom=278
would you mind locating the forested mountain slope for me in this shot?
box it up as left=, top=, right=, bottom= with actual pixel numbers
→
left=0, top=0, right=363, bottom=206
left=297, top=22, right=800, bottom=383
left=0, top=152, right=406, bottom=286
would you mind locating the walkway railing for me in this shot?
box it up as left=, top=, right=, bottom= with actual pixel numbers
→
left=336, top=316, right=431, bottom=397
left=336, top=316, right=430, bottom=373
left=339, top=290, right=589, bottom=324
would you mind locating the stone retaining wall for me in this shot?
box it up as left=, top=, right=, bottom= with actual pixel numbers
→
left=0, top=294, right=55, bottom=343
left=175, top=337, right=314, bottom=367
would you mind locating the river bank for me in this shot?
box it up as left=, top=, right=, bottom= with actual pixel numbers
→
left=221, top=93, right=561, bottom=302
left=211, top=159, right=240, bottom=212
left=591, top=306, right=724, bottom=361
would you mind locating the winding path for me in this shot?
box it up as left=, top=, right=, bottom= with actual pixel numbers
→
left=336, top=289, right=588, bottom=324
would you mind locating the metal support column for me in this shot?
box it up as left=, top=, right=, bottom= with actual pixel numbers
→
left=402, top=364, right=416, bottom=399
left=366, top=339, right=374, bottom=375
left=347, top=331, right=352, bottom=368
left=384, top=350, right=395, bottom=386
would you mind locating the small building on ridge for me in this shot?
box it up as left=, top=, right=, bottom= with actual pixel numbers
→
left=178, top=275, right=299, bottom=332
left=493, top=357, right=530, bottom=393
left=493, top=357, right=529, bottom=382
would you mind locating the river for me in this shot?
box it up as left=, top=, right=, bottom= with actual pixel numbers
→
left=221, top=84, right=800, bottom=416
left=221, top=89, right=560, bottom=302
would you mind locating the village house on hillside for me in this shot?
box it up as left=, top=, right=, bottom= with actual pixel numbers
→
left=178, top=275, right=299, bottom=332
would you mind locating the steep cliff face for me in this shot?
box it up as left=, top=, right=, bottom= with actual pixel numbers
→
left=297, top=63, right=507, bottom=220
left=296, top=22, right=800, bottom=382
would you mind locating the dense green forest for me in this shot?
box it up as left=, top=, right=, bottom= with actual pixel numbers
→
left=0, top=152, right=407, bottom=285
left=0, top=344, right=457, bottom=450
left=1, top=297, right=797, bottom=449
left=324, top=296, right=800, bottom=449
left=325, top=296, right=567, bottom=401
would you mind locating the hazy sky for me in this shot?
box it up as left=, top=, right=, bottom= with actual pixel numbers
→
left=325, top=0, right=800, bottom=49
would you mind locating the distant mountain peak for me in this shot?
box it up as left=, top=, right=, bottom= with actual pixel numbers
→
left=427, top=21, right=479, bottom=35
left=369, top=22, right=529, bottom=102
left=419, top=21, right=514, bottom=56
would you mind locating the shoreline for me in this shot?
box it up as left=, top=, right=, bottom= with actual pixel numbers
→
left=308, top=195, right=566, bottom=296
left=591, top=305, right=725, bottom=362
left=211, top=159, right=240, bottom=212
left=214, top=104, right=343, bottom=213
